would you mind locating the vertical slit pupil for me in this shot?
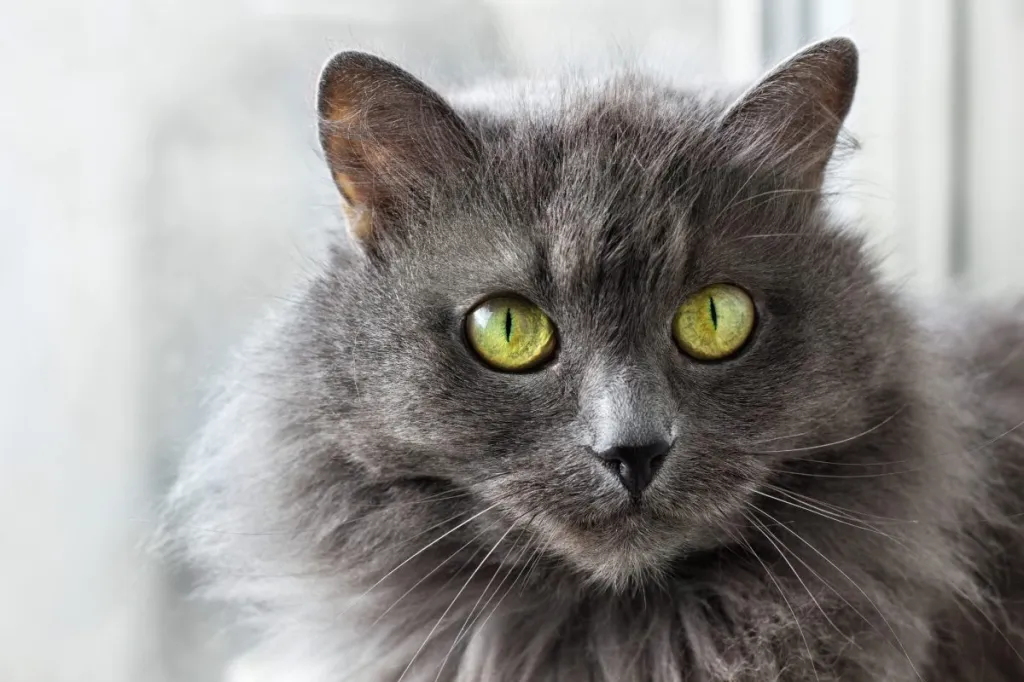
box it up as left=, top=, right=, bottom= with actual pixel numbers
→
left=709, top=296, right=718, bottom=329
left=505, top=308, right=513, bottom=342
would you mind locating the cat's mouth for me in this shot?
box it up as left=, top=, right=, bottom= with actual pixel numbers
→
left=474, top=468, right=713, bottom=587
left=523, top=503, right=690, bottom=588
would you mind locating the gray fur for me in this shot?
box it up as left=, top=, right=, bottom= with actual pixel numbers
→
left=164, top=38, right=1024, bottom=681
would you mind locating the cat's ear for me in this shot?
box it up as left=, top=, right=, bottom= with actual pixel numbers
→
left=719, top=37, right=858, bottom=189
left=317, top=52, right=480, bottom=245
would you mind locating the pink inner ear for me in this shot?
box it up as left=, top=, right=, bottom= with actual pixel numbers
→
left=316, top=51, right=480, bottom=245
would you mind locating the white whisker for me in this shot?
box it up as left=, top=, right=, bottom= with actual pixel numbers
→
left=357, top=503, right=500, bottom=605
left=397, top=518, right=520, bottom=682
left=749, top=507, right=871, bottom=642
left=729, top=525, right=821, bottom=682
left=746, top=513, right=851, bottom=644
left=752, top=507, right=924, bottom=681
left=773, top=468, right=921, bottom=480
left=752, top=406, right=906, bottom=455
left=432, top=516, right=533, bottom=680
left=477, top=545, right=542, bottom=635
left=767, top=485, right=918, bottom=524
left=752, top=489, right=905, bottom=544
left=371, top=524, right=495, bottom=627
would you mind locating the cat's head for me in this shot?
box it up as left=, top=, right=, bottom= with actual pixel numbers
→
left=302, top=38, right=907, bottom=588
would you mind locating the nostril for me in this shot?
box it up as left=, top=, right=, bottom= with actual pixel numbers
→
left=601, top=458, right=625, bottom=479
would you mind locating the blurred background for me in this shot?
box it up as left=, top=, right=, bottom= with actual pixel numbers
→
left=2, top=0, right=1023, bottom=680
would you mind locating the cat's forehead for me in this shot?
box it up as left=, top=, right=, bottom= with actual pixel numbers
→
left=436, top=79, right=840, bottom=308
left=463, top=87, right=726, bottom=290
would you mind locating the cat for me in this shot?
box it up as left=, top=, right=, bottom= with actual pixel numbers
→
left=164, top=37, right=1024, bottom=681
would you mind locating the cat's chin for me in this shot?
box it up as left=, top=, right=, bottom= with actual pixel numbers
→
left=529, top=508, right=694, bottom=590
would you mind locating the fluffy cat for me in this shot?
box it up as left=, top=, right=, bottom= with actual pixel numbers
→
left=165, top=37, right=1024, bottom=681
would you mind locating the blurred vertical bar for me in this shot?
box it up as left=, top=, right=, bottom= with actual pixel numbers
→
left=963, top=0, right=1024, bottom=295
left=949, top=0, right=969, bottom=281
left=843, top=0, right=957, bottom=293
left=761, top=0, right=812, bottom=64
left=900, top=0, right=958, bottom=292
left=719, top=0, right=765, bottom=84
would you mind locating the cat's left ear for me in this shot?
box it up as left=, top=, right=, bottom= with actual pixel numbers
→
left=317, top=52, right=480, bottom=246
left=719, top=37, right=858, bottom=189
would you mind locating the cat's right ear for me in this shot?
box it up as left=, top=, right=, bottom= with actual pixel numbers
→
left=317, top=52, right=480, bottom=247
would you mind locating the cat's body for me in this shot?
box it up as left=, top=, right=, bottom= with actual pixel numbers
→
left=166, top=39, right=1024, bottom=680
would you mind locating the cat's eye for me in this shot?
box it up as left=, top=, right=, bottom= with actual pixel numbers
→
left=673, top=284, right=755, bottom=361
left=465, top=296, right=557, bottom=372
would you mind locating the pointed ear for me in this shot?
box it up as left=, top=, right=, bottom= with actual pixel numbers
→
left=719, top=37, right=858, bottom=189
left=317, top=52, right=480, bottom=245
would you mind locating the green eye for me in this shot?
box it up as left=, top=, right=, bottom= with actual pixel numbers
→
left=466, top=296, right=557, bottom=372
left=673, top=283, right=755, bottom=360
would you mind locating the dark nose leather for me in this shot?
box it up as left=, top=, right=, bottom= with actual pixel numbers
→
left=594, top=439, right=671, bottom=498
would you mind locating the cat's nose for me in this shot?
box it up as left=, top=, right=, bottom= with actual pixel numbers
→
left=593, top=439, right=671, bottom=498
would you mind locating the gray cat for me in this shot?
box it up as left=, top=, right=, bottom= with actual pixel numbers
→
left=165, top=37, right=1024, bottom=681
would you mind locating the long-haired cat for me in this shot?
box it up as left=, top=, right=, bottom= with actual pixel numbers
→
left=165, top=37, right=1024, bottom=681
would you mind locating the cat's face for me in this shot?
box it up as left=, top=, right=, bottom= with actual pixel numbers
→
left=311, top=40, right=898, bottom=587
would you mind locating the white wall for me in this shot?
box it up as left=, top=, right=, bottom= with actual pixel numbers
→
left=1, top=1, right=152, bottom=680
